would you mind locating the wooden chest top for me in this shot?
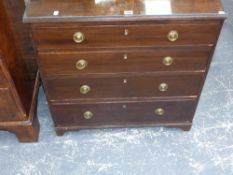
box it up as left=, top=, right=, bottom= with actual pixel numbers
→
left=24, top=0, right=226, bottom=23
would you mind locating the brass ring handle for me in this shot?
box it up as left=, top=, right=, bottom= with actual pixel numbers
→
left=163, top=56, right=173, bottom=66
left=73, top=32, right=85, bottom=43
left=167, top=30, right=179, bottom=42
left=155, top=108, right=165, bottom=116
left=76, top=59, right=88, bottom=70
left=159, top=83, right=168, bottom=92
left=83, top=111, right=93, bottom=120
left=80, top=85, right=91, bottom=94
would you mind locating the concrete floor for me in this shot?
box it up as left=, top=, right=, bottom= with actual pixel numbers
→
left=1, top=0, right=233, bottom=174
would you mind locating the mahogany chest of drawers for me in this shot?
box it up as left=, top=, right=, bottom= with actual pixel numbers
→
left=24, top=0, right=226, bottom=136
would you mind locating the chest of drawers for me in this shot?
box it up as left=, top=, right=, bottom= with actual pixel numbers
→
left=24, top=0, right=226, bottom=136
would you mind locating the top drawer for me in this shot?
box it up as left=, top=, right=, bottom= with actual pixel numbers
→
left=32, top=21, right=221, bottom=51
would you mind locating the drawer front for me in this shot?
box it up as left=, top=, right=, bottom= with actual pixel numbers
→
left=39, top=46, right=211, bottom=76
left=51, top=99, right=197, bottom=127
left=45, top=74, right=203, bottom=102
left=0, top=89, right=19, bottom=122
left=32, top=22, right=220, bottom=50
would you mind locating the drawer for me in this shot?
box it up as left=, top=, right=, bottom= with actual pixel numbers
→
left=39, top=46, right=212, bottom=76
left=45, top=73, right=203, bottom=102
left=32, top=21, right=221, bottom=50
left=0, top=89, right=19, bottom=122
left=51, top=99, right=197, bottom=127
